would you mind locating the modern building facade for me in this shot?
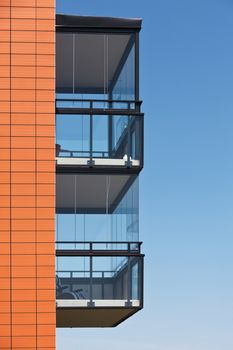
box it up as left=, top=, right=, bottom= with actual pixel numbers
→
left=0, top=1, right=144, bottom=348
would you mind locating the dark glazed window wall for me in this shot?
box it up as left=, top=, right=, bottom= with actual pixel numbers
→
left=56, top=32, right=136, bottom=102
left=56, top=175, right=139, bottom=246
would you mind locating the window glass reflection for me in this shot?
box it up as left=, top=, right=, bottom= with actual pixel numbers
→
left=56, top=175, right=139, bottom=245
left=56, top=32, right=135, bottom=101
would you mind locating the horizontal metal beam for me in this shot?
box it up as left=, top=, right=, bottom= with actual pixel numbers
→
left=56, top=108, right=143, bottom=116
left=56, top=250, right=144, bottom=257
left=56, top=165, right=143, bottom=174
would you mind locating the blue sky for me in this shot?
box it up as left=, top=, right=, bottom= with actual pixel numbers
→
left=56, top=1, right=233, bottom=349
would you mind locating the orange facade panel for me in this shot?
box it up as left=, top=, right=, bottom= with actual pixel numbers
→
left=11, top=137, right=36, bottom=148
left=0, top=1, right=56, bottom=346
left=11, top=196, right=36, bottom=207
left=11, top=149, right=36, bottom=161
left=0, top=53, right=10, bottom=65
left=37, top=31, right=55, bottom=43
left=11, top=19, right=35, bottom=31
left=11, top=172, right=36, bottom=183
left=0, top=113, right=10, bottom=124
left=0, top=42, right=10, bottom=53
left=0, top=7, right=10, bottom=19
left=11, top=7, right=36, bottom=19
left=0, top=77, right=10, bottom=89
left=12, top=266, right=36, bottom=278
left=12, top=324, right=36, bottom=337
left=0, top=19, right=10, bottom=30
left=37, top=19, right=55, bottom=31
left=37, top=8, right=55, bottom=20
left=11, top=30, right=36, bottom=42
left=0, top=30, right=10, bottom=41
left=37, top=0, right=55, bottom=8
left=11, top=232, right=36, bottom=243
left=0, top=149, right=10, bottom=160
left=0, top=196, right=10, bottom=208
left=0, top=101, right=10, bottom=112
left=11, top=66, right=36, bottom=78
left=12, top=42, right=36, bottom=54
left=11, top=0, right=36, bottom=7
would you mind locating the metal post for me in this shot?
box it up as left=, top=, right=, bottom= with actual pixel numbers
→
left=88, top=255, right=95, bottom=307
left=125, top=256, right=132, bottom=307
left=108, top=115, right=112, bottom=158
left=135, top=32, right=140, bottom=105
left=88, top=112, right=94, bottom=167
left=139, top=257, right=144, bottom=308
left=101, top=272, right=104, bottom=300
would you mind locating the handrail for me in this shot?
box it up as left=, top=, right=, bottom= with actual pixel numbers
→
left=56, top=241, right=142, bottom=249
left=56, top=241, right=143, bottom=256
left=56, top=241, right=142, bottom=245
left=56, top=98, right=142, bottom=113
left=57, top=149, right=109, bottom=158
left=56, top=98, right=142, bottom=104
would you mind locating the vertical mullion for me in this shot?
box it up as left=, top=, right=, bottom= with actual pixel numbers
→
left=135, top=32, right=139, bottom=104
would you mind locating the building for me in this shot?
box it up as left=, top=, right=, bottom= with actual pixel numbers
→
left=0, top=1, right=144, bottom=348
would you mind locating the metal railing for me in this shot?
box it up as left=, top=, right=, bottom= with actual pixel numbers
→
left=56, top=149, right=109, bottom=158
left=56, top=98, right=142, bottom=112
left=56, top=241, right=143, bottom=255
left=56, top=113, right=143, bottom=167
left=56, top=241, right=144, bottom=306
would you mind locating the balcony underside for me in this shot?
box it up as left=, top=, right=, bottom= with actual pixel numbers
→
left=56, top=301, right=141, bottom=327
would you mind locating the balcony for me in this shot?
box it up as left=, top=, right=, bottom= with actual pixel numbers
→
left=56, top=242, right=144, bottom=327
left=56, top=175, right=143, bottom=327
left=55, top=15, right=144, bottom=328
left=56, top=113, right=143, bottom=171
left=56, top=17, right=143, bottom=173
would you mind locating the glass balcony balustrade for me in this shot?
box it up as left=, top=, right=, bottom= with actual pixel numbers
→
left=56, top=249, right=143, bottom=307
left=56, top=114, right=143, bottom=167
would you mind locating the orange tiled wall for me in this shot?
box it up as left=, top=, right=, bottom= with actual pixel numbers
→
left=0, top=1, right=56, bottom=349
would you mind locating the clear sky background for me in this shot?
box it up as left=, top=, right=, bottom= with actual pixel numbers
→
left=56, top=1, right=233, bottom=349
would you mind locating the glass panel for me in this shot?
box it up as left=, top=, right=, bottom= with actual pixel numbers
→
left=74, top=33, right=106, bottom=98
left=56, top=114, right=142, bottom=162
left=111, top=38, right=135, bottom=101
left=56, top=32, right=136, bottom=102
left=56, top=33, right=74, bottom=93
left=56, top=256, right=90, bottom=299
left=56, top=255, right=142, bottom=303
left=92, top=115, right=108, bottom=157
left=56, top=175, right=139, bottom=245
left=131, top=261, right=139, bottom=299
left=56, top=115, right=90, bottom=157
left=112, top=115, right=128, bottom=159
left=112, top=177, right=139, bottom=243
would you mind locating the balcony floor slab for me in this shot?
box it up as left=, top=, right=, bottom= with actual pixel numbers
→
left=56, top=299, right=141, bottom=327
